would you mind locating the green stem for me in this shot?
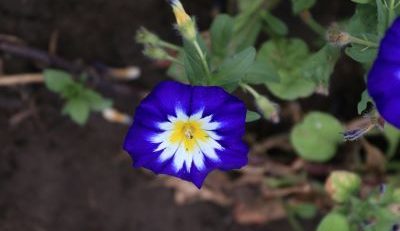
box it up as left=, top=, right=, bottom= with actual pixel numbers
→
left=388, top=0, right=397, bottom=25
left=300, top=11, right=326, bottom=37
left=166, top=56, right=184, bottom=66
left=159, top=41, right=181, bottom=51
left=193, top=41, right=211, bottom=80
left=348, top=35, right=379, bottom=48
left=240, top=83, right=260, bottom=98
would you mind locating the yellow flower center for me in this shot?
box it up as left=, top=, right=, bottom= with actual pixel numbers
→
left=169, top=120, right=208, bottom=152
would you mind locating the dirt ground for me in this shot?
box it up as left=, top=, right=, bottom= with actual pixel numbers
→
left=0, top=0, right=362, bottom=230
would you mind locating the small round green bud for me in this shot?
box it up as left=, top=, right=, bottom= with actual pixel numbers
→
left=325, top=171, right=361, bottom=203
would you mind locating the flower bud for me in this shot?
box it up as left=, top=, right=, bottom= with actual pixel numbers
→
left=136, top=27, right=161, bottom=46
left=255, top=95, right=280, bottom=123
left=325, top=171, right=361, bottom=203
left=326, top=25, right=351, bottom=47
left=169, top=0, right=197, bottom=41
left=143, top=45, right=169, bottom=60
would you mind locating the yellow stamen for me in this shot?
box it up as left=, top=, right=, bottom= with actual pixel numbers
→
left=170, top=120, right=208, bottom=152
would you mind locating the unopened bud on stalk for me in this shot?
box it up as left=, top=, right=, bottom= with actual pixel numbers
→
left=255, top=95, right=280, bottom=123
left=325, top=171, right=361, bottom=203
left=102, top=108, right=132, bottom=125
left=136, top=27, right=162, bottom=46
left=168, top=0, right=197, bottom=41
left=143, top=45, right=170, bottom=60
left=326, top=25, right=351, bottom=47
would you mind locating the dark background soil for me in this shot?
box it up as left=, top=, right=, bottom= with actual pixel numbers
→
left=0, top=0, right=362, bottom=230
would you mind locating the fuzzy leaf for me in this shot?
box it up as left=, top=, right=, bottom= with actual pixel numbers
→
left=291, top=0, right=316, bottom=14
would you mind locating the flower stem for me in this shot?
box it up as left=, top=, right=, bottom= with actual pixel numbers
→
left=159, top=41, right=181, bottom=51
left=240, top=83, right=260, bottom=98
left=388, top=0, right=397, bottom=25
left=348, top=35, right=379, bottom=48
left=193, top=41, right=211, bottom=80
left=299, top=11, right=326, bottom=37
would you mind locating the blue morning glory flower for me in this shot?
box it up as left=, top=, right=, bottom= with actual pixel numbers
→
left=123, top=81, right=249, bottom=188
left=367, top=17, right=400, bottom=129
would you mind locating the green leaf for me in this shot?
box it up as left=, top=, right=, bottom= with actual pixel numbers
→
left=183, top=39, right=209, bottom=85
left=346, top=4, right=378, bottom=36
left=292, top=203, right=317, bottom=219
left=82, top=89, right=113, bottom=111
left=351, top=0, right=371, bottom=3
left=62, top=98, right=90, bottom=125
left=302, top=45, right=340, bottom=86
left=376, top=0, right=388, bottom=36
left=210, top=14, right=234, bottom=58
left=291, top=112, right=343, bottom=162
left=261, top=11, right=288, bottom=36
left=291, top=0, right=316, bottom=14
left=258, top=39, right=316, bottom=100
left=43, top=69, right=74, bottom=93
left=317, top=213, right=350, bottom=231
left=357, top=90, right=372, bottom=114
left=345, top=45, right=377, bottom=64
left=246, top=110, right=261, bottom=122
left=212, top=47, right=256, bottom=88
left=244, top=60, right=280, bottom=84
left=167, top=52, right=188, bottom=83
left=384, top=124, right=400, bottom=158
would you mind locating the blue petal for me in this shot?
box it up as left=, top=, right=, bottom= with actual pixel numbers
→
left=368, top=17, right=400, bottom=129
left=144, top=80, right=192, bottom=117
left=217, top=140, right=248, bottom=170
left=123, top=124, right=160, bottom=167
left=124, top=80, right=249, bottom=188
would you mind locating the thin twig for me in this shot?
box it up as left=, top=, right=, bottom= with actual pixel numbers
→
left=0, top=73, right=43, bottom=86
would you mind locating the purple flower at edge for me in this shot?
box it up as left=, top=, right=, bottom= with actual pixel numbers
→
left=123, top=81, right=249, bottom=188
left=368, top=17, right=400, bottom=129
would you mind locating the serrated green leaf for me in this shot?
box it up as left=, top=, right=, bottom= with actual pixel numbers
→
left=210, top=14, right=234, bottom=58
left=246, top=110, right=261, bottom=122
left=43, top=69, right=74, bottom=93
left=291, top=0, right=316, bottom=14
left=82, top=89, right=113, bottom=111
left=62, top=98, right=90, bottom=125
left=357, top=90, right=372, bottom=114
left=291, top=112, right=343, bottom=162
left=302, top=45, right=340, bottom=86
left=261, top=11, right=288, bottom=36
left=317, top=213, right=350, bottom=231
left=212, top=47, right=256, bottom=88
